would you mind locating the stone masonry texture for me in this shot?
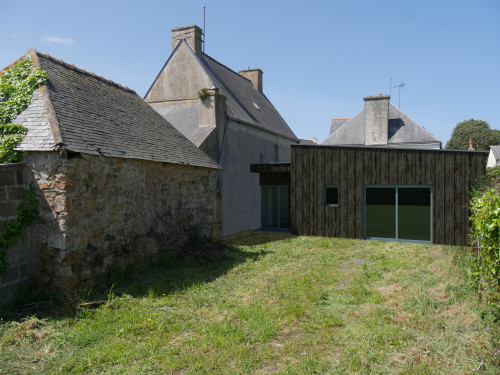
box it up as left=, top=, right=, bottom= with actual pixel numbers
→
left=0, top=163, right=38, bottom=304
left=3, top=151, right=216, bottom=294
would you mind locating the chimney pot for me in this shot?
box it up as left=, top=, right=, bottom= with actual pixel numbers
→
left=172, top=25, right=203, bottom=54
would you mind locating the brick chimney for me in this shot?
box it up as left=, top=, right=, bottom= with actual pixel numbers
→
left=363, top=95, right=390, bottom=145
left=172, top=25, right=203, bottom=54
left=239, top=68, right=263, bottom=92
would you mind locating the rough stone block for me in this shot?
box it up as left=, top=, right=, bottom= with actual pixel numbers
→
left=7, top=186, right=26, bottom=201
left=0, top=187, right=6, bottom=202
left=66, top=249, right=84, bottom=264
left=0, top=202, right=19, bottom=217
left=0, top=169, right=16, bottom=186
left=56, top=265, right=73, bottom=278
left=47, top=234, right=68, bottom=250
left=54, top=195, right=66, bottom=213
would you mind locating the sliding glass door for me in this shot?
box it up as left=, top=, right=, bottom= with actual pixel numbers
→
left=364, top=186, right=432, bottom=242
left=261, top=185, right=289, bottom=229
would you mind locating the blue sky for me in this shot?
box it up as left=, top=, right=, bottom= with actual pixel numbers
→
left=1, top=0, right=499, bottom=144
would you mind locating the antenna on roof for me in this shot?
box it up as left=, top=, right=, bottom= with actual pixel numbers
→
left=389, top=77, right=392, bottom=98
left=203, top=6, right=206, bottom=53
left=394, top=82, right=405, bottom=108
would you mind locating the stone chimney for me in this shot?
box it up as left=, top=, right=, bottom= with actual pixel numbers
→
left=172, top=25, right=203, bottom=54
left=198, top=86, right=227, bottom=161
left=363, top=95, right=390, bottom=145
left=239, top=68, right=263, bottom=92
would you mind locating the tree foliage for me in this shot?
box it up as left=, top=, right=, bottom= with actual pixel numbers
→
left=445, top=119, right=499, bottom=151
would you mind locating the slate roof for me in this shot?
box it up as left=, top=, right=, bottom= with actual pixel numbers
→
left=147, top=40, right=298, bottom=141
left=148, top=100, right=213, bottom=147
left=322, top=103, right=441, bottom=147
left=5, top=50, right=219, bottom=169
left=329, top=118, right=350, bottom=135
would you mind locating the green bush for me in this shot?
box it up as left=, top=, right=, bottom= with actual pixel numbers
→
left=469, top=187, right=500, bottom=312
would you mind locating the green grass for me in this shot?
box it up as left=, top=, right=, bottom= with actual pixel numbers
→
left=0, top=232, right=498, bottom=374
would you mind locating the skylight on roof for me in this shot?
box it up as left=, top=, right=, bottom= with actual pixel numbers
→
left=253, top=102, right=260, bottom=110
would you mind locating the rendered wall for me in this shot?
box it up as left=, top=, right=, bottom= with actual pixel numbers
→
left=219, top=121, right=293, bottom=235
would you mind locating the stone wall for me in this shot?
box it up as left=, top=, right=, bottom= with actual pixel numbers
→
left=25, top=151, right=216, bottom=289
left=0, top=163, right=38, bottom=303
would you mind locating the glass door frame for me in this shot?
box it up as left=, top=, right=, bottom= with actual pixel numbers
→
left=363, top=185, right=433, bottom=243
left=261, top=185, right=289, bottom=229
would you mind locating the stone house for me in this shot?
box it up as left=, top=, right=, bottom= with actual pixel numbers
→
left=0, top=49, right=220, bottom=299
left=323, top=95, right=442, bottom=149
left=145, top=25, right=299, bottom=235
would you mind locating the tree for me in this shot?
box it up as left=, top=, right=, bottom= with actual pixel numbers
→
left=445, top=119, right=499, bottom=151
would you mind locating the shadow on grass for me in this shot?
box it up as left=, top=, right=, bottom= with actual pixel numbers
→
left=0, top=240, right=268, bottom=322
left=224, top=230, right=296, bottom=246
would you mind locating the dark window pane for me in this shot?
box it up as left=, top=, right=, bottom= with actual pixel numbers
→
left=325, top=186, right=338, bottom=205
left=365, top=188, right=396, bottom=239
left=398, top=187, right=431, bottom=241
left=262, top=186, right=278, bottom=227
left=279, top=186, right=289, bottom=228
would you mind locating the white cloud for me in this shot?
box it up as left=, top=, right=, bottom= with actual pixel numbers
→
left=41, top=35, right=76, bottom=45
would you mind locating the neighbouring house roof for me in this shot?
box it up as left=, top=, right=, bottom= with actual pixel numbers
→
left=490, top=145, right=500, bottom=161
left=322, top=103, right=440, bottom=147
left=145, top=40, right=298, bottom=142
left=329, top=118, right=350, bottom=135
left=5, top=49, right=219, bottom=169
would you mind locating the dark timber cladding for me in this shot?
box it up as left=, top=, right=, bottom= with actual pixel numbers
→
left=290, top=145, right=488, bottom=246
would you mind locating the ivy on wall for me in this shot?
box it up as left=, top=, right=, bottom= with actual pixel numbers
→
left=0, top=186, right=39, bottom=275
left=0, top=56, right=46, bottom=275
left=0, top=56, right=48, bottom=163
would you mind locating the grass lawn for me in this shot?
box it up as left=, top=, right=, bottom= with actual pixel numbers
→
left=0, top=232, right=498, bottom=374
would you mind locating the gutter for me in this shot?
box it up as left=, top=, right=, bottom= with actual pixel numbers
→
left=214, top=116, right=231, bottom=192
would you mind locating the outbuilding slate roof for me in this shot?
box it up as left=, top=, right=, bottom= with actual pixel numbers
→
left=6, top=50, right=219, bottom=169
left=322, top=103, right=440, bottom=147
left=148, top=100, right=213, bottom=147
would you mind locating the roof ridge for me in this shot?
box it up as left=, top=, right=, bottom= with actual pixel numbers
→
left=35, top=50, right=137, bottom=94
left=388, top=103, right=439, bottom=141
left=201, top=53, right=253, bottom=84
left=332, top=117, right=351, bottom=120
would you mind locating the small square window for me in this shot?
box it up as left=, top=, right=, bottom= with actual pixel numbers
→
left=325, top=186, right=338, bottom=206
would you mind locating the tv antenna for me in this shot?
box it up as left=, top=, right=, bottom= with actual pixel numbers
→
left=394, top=82, right=405, bottom=108
left=203, top=6, right=206, bottom=53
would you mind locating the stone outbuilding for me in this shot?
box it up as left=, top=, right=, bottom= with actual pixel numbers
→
left=323, top=95, right=442, bottom=149
left=0, top=49, right=220, bottom=298
left=145, top=25, right=299, bottom=235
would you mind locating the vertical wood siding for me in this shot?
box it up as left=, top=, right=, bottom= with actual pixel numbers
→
left=290, top=146, right=488, bottom=246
